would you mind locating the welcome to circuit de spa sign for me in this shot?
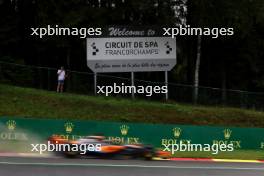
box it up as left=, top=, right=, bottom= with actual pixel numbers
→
left=87, top=27, right=177, bottom=73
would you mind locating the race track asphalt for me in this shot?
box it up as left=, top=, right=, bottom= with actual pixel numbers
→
left=0, top=156, right=263, bottom=176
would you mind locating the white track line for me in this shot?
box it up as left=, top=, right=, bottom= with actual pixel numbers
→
left=0, top=162, right=263, bottom=171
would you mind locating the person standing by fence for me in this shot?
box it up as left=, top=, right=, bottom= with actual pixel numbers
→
left=57, top=66, right=66, bottom=92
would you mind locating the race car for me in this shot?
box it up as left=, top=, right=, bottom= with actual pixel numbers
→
left=48, top=135, right=170, bottom=160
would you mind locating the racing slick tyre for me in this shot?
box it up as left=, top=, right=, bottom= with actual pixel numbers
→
left=64, top=151, right=79, bottom=158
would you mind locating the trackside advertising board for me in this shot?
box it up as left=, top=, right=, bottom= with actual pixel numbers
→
left=1, top=117, right=264, bottom=152
left=86, top=27, right=176, bottom=72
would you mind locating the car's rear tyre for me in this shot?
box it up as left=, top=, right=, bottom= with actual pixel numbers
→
left=64, top=151, right=78, bottom=158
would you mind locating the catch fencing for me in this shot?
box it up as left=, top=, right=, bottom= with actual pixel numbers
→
left=0, top=61, right=263, bottom=110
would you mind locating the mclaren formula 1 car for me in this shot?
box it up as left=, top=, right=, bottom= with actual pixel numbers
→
left=48, top=135, right=170, bottom=160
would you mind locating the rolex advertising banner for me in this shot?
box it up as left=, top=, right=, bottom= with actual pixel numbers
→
left=87, top=27, right=176, bottom=72
left=0, top=117, right=264, bottom=153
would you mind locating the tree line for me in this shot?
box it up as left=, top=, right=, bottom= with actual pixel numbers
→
left=0, top=0, right=263, bottom=92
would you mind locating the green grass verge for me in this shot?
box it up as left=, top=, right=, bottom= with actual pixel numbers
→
left=1, top=84, right=264, bottom=127
left=173, top=150, right=264, bottom=160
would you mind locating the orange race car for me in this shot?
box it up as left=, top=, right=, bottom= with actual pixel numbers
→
left=48, top=135, right=171, bottom=160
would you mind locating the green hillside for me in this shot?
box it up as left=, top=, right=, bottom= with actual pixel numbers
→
left=0, top=84, right=264, bottom=127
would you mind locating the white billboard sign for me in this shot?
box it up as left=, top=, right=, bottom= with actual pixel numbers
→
left=87, top=37, right=176, bottom=72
